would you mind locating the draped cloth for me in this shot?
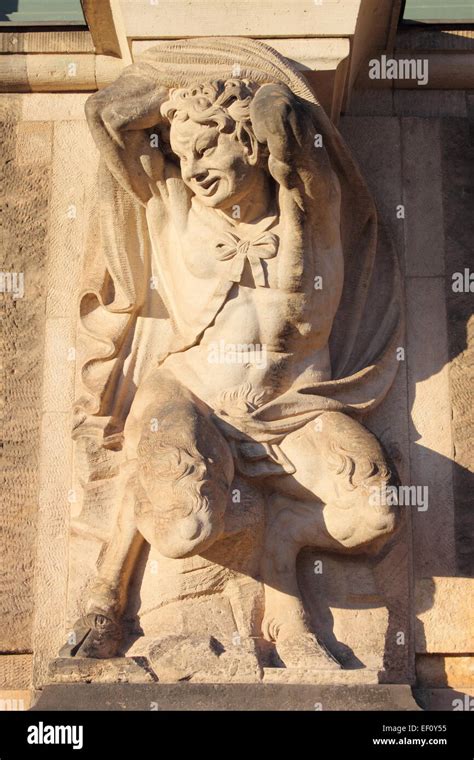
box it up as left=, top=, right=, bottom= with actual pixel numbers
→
left=74, top=37, right=403, bottom=453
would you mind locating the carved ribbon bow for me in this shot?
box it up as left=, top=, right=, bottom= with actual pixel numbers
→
left=214, top=231, right=279, bottom=287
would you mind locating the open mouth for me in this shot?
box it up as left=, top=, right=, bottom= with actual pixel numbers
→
left=196, top=177, right=219, bottom=196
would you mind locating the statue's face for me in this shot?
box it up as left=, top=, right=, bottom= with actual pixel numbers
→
left=170, top=118, right=259, bottom=209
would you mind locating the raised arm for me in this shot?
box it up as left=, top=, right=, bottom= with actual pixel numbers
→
left=85, top=63, right=172, bottom=205
left=250, top=83, right=342, bottom=293
left=249, top=83, right=338, bottom=204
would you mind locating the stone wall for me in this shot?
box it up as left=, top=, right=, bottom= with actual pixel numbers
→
left=0, top=94, right=96, bottom=693
left=0, top=83, right=472, bottom=705
left=344, top=88, right=474, bottom=701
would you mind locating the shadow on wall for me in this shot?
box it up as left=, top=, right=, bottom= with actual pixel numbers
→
left=291, top=312, right=472, bottom=691
left=409, top=319, right=474, bottom=704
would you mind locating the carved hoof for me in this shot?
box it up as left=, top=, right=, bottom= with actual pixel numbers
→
left=59, top=614, right=122, bottom=659
left=58, top=618, right=93, bottom=658
left=77, top=614, right=122, bottom=659
left=274, top=631, right=341, bottom=670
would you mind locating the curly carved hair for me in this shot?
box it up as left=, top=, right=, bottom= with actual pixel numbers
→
left=160, top=78, right=268, bottom=164
left=137, top=410, right=234, bottom=528
left=321, top=417, right=393, bottom=493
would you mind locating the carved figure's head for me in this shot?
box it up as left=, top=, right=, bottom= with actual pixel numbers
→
left=161, top=79, right=267, bottom=210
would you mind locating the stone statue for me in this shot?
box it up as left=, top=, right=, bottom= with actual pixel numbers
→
left=64, top=38, right=403, bottom=678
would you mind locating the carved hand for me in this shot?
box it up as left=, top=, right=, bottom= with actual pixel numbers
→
left=85, top=65, right=172, bottom=202
left=250, top=84, right=303, bottom=156
left=86, top=66, right=170, bottom=148
left=250, top=82, right=333, bottom=198
left=249, top=83, right=307, bottom=188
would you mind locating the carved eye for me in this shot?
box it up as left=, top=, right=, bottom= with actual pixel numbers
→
left=196, top=131, right=218, bottom=158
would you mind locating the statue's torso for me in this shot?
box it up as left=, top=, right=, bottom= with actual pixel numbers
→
left=162, top=280, right=331, bottom=414
left=146, top=192, right=340, bottom=415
